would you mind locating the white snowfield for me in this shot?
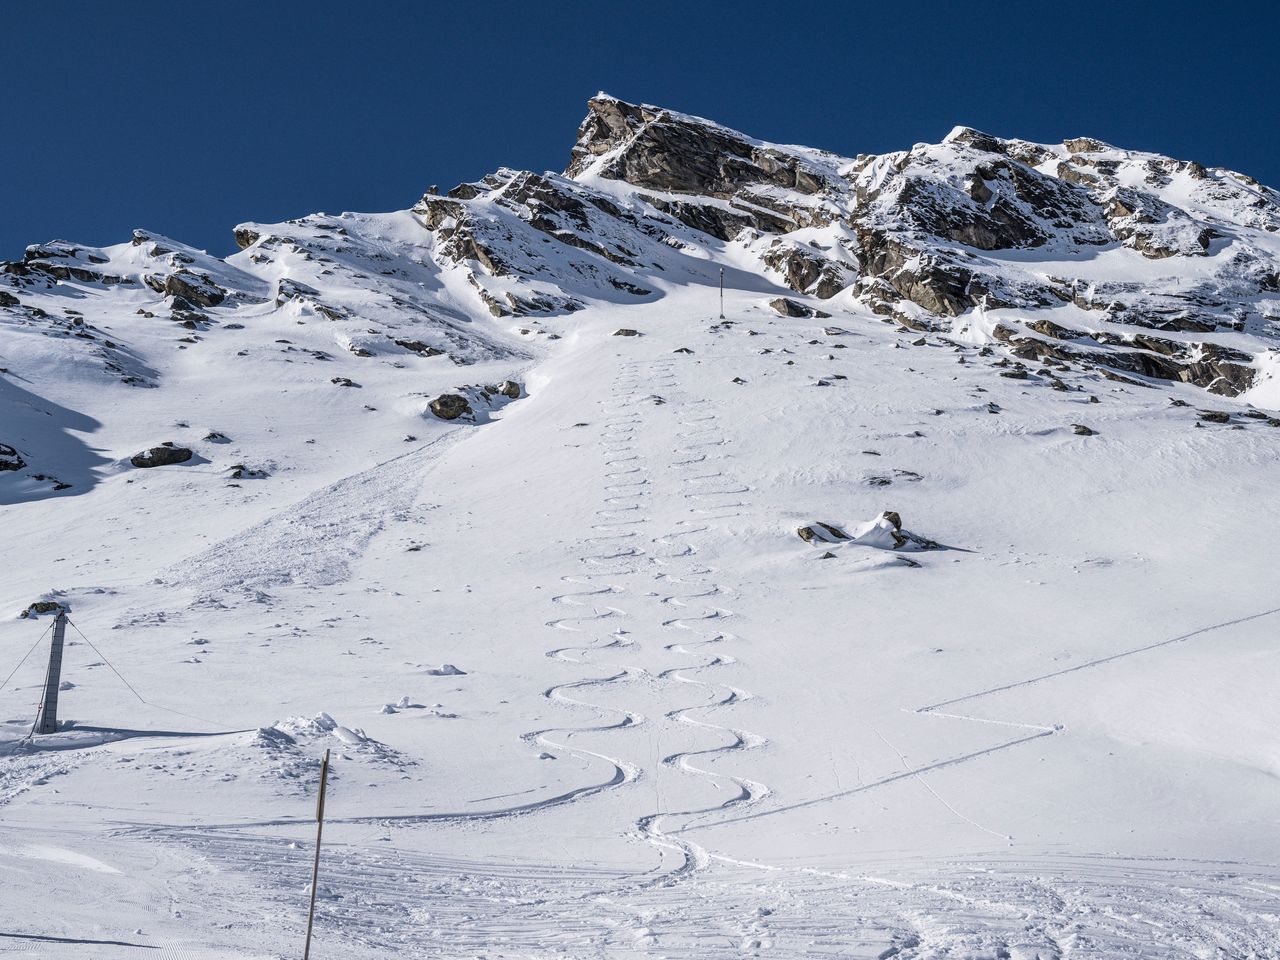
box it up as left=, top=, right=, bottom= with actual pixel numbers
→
left=2, top=97, right=1280, bottom=958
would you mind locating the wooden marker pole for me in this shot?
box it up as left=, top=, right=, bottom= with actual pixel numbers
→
left=303, top=748, right=330, bottom=960
left=719, top=266, right=725, bottom=319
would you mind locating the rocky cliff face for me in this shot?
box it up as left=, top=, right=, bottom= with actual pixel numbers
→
left=4, top=93, right=1279, bottom=405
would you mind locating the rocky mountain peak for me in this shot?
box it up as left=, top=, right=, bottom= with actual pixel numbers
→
left=566, top=94, right=835, bottom=201
left=3, top=94, right=1279, bottom=413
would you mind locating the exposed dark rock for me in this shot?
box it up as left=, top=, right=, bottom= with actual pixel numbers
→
left=20, top=600, right=64, bottom=618
left=394, top=339, right=444, bottom=357
left=1072, top=424, right=1096, bottom=435
left=0, top=442, right=25, bottom=472
left=769, top=297, right=830, bottom=318
left=429, top=394, right=473, bottom=420
left=798, top=522, right=849, bottom=544
left=763, top=244, right=851, bottom=298
left=130, top=443, right=194, bottom=468
left=613, top=328, right=640, bottom=337
left=275, top=277, right=320, bottom=306
left=569, top=95, right=833, bottom=204
left=164, top=270, right=226, bottom=308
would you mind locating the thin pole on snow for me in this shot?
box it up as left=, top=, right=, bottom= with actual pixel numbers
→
left=303, top=748, right=330, bottom=960
left=34, top=611, right=68, bottom=735
left=719, top=266, right=725, bottom=319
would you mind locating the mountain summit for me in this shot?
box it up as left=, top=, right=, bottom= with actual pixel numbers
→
left=6, top=95, right=1277, bottom=419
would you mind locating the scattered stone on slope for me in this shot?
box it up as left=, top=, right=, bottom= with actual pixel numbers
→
left=429, top=394, right=472, bottom=420
left=797, top=522, right=850, bottom=544
left=1072, top=424, right=1096, bottom=435
left=613, top=328, right=640, bottom=337
left=394, top=339, right=444, bottom=357
left=871, top=511, right=943, bottom=551
left=0, top=443, right=25, bottom=472
left=228, top=464, right=270, bottom=480
left=130, top=443, right=194, bottom=468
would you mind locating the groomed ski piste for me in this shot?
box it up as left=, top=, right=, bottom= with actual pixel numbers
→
left=2, top=98, right=1280, bottom=958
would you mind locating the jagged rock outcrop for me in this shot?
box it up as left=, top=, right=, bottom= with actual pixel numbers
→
left=568, top=94, right=836, bottom=202
left=164, top=270, right=227, bottom=308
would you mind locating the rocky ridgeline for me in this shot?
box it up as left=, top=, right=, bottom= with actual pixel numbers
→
left=2, top=94, right=1279, bottom=404
left=408, top=94, right=1279, bottom=398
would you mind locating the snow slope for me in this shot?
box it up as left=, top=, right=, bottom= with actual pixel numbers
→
left=1, top=97, right=1279, bottom=958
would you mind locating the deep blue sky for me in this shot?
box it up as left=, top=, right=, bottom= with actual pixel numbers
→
left=3, top=1, right=1276, bottom=259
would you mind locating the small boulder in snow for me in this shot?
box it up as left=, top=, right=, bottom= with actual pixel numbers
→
left=769, top=297, right=831, bottom=319
left=613, top=328, right=640, bottom=337
left=429, top=394, right=472, bottom=420
left=797, top=522, right=850, bottom=544
left=130, top=443, right=193, bottom=468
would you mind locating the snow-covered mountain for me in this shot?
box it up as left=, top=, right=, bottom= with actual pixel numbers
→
left=2, top=97, right=1279, bottom=958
